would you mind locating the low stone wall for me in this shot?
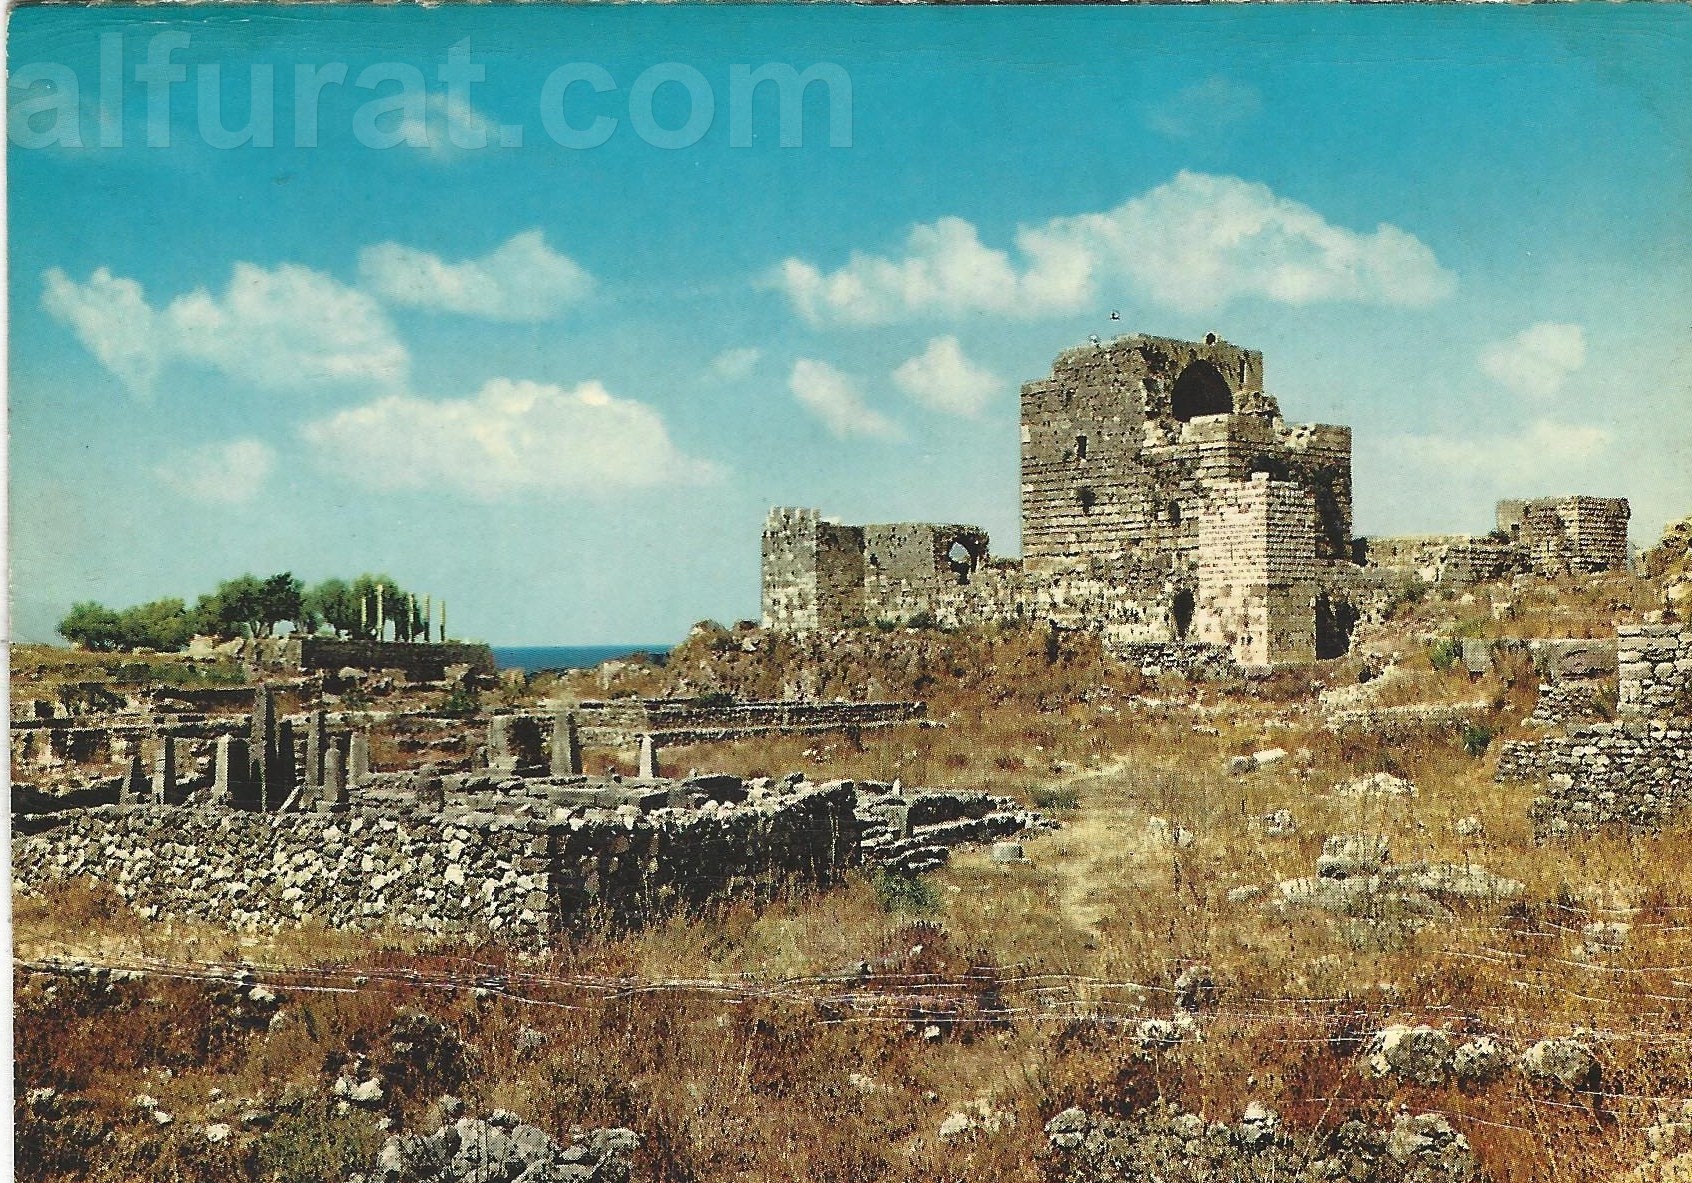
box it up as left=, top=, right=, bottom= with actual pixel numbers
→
left=1514, top=722, right=1692, bottom=836
left=298, top=639, right=497, bottom=681
left=1494, top=637, right=1618, bottom=681
left=1105, top=640, right=1238, bottom=679
left=1498, top=625, right=1692, bottom=838
left=1526, top=680, right=1613, bottom=729
left=563, top=699, right=926, bottom=745
left=10, top=780, right=858, bottom=947
left=1324, top=702, right=1492, bottom=741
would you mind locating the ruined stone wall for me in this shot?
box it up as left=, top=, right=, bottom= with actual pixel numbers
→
left=10, top=780, right=860, bottom=947
left=1617, top=623, right=1692, bottom=718
left=1018, top=334, right=1350, bottom=569
left=1498, top=496, right=1630, bottom=575
left=1357, top=535, right=1527, bottom=586
left=1497, top=625, right=1692, bottom=838
left=1020, top=335, right=1262, bottom=567
left=760, top=508, right=866, bottom=631
left=1193, top=476, right=1321, bottom=666
left=559, top=699, right=926, bottom=744
left=1526, top=680, right=1614, bottom=729
left=760, top=333, right=1370, bottom=665
left=297, top=640, right=497, bottom=681
left=859, top=523, right=991, bottom=624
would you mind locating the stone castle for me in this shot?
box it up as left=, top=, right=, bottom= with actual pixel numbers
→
left=762, top=332, right=1630, bottom=666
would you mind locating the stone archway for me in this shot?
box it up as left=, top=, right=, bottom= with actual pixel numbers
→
left=1170, top=359, right=1235, bottom=422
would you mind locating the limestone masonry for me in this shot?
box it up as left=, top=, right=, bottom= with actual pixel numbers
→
left=761, top=332, right=1630, bottom=666
left=1497, top=624, right=1692, bottom=838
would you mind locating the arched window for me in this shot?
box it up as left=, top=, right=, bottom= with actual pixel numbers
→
left=1170, top=359, right=1234, bottom=422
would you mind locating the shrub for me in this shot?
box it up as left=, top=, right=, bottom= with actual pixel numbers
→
left=1428, top=638, right=1463, bottom=672
left=1461, top=721, right=1496, bottom=756
left=1031, top=785, right=1081, bottom=811
left=436, top=683, right=481, bottom=718
left=870, top=868, right=939, bottom=915
left=695, top=690, right=736, bottom=709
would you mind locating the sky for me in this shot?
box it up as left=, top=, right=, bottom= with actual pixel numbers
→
left=8, top=6, right=1690, bottom=645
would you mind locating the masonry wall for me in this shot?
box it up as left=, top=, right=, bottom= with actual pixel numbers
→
left=1193, top=476, right=1320, bottom=666
left=297, top=640, right=497, bottom=680
left=1617, top=623, right=1692, bottom=718
left=1019, top=334, right=1350, bottom=568
left=1021, top=336, right=1255, bottom=565
left=1498, top=496, right=1630, bottom=575
left=1496, top=624, right=1692, bottom=838
left=562, top=699, right=926, bottom=744
left=10, top=781, right=860, bottom=947
left=760, top=508, right=867, bottom=631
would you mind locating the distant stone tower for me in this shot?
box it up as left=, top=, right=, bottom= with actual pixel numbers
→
left=760, top=508, right=866, bottom=631
left=1496, top=496, right=1630, bottom=575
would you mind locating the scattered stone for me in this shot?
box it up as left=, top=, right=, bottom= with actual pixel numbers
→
left=1453, top=1035, right=1509, bottom=1084
left=203, top=1122, right=233, bottom=1144
left=938, top=1112, right=975, bottom=1140
left=1225, top=885, right=1263, bottom=904
left=1144, top=816, right=1195, bottom=849
left=1173, top=964, right=1217, bottom=1014
left=1333, top=771, right=1417, bottom=798
left=1367, top=1024, right=1453, bottom=1085
left=1454, top=815, right=1485, bottom=839
left=991, top=841, right=1026, bottom=864
left=1238, top=1101, right=1279, bottom=1147
left=1581, top=921, right=1631, bottom=954
left=1522, top=1037, right=1601, bottom=1091
left=1316, top=834, right=1389, bottom=879
left=1260, top=809, right=1296, bottom=837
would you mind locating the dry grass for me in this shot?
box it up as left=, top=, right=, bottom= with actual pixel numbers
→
left=15, top=597, right=1692, bottom=1181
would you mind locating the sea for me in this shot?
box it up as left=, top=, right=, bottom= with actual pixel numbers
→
left=490, top=644, right=672, bottom=675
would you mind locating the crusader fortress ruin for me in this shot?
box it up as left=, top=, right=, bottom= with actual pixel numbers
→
left=763, top=333, right=1632, bottom=667
left=15, top=332, right=1692, bottom=1183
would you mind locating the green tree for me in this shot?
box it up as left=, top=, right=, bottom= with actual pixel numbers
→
left=199, top=572, right=307, bottom=638
left=304, top=578, right=359, bottom=637
left=113, top=597, right=196, bottom=651
left=57, top=602, right=123, bottom=650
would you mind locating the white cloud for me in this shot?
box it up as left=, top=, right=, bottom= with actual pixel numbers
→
left=1397, top=418, right=1613, bottom=487
left=42, top=267, right=160, bottom=394
left=709, top=346, right=763, bottom=381
left=396, top=92, right=505, bottom=157
left=1479, top=322, right=1586, bottom=399
left=771, top=171, right=1456, bottom=324
left=43, top=262, right=409, bottom=396
left=300, top=377, right=717, bottom=499
left=1144, top=76, right=1262, bottom=139
left=789, top=359, right=902, bottom=440
left=154, top=439, right=276, bottom=505
left=891, top=336, right=1002, bottom=417
left=359, top=230, right=594, bottom=322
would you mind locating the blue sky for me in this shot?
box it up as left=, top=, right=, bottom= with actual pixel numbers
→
left=9, top=6, right=1689, bottom=644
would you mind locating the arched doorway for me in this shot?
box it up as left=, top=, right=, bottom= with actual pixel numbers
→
left=1172, top=590, right=1196, bottom=640
left=1170, top=360, right=1234, bottom=422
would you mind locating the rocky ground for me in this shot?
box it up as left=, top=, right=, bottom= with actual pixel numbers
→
left=13, top=552, right=1692, bottom=1182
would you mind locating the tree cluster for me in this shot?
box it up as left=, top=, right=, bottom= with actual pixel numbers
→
left=57, top=572, right=429, bottom=652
